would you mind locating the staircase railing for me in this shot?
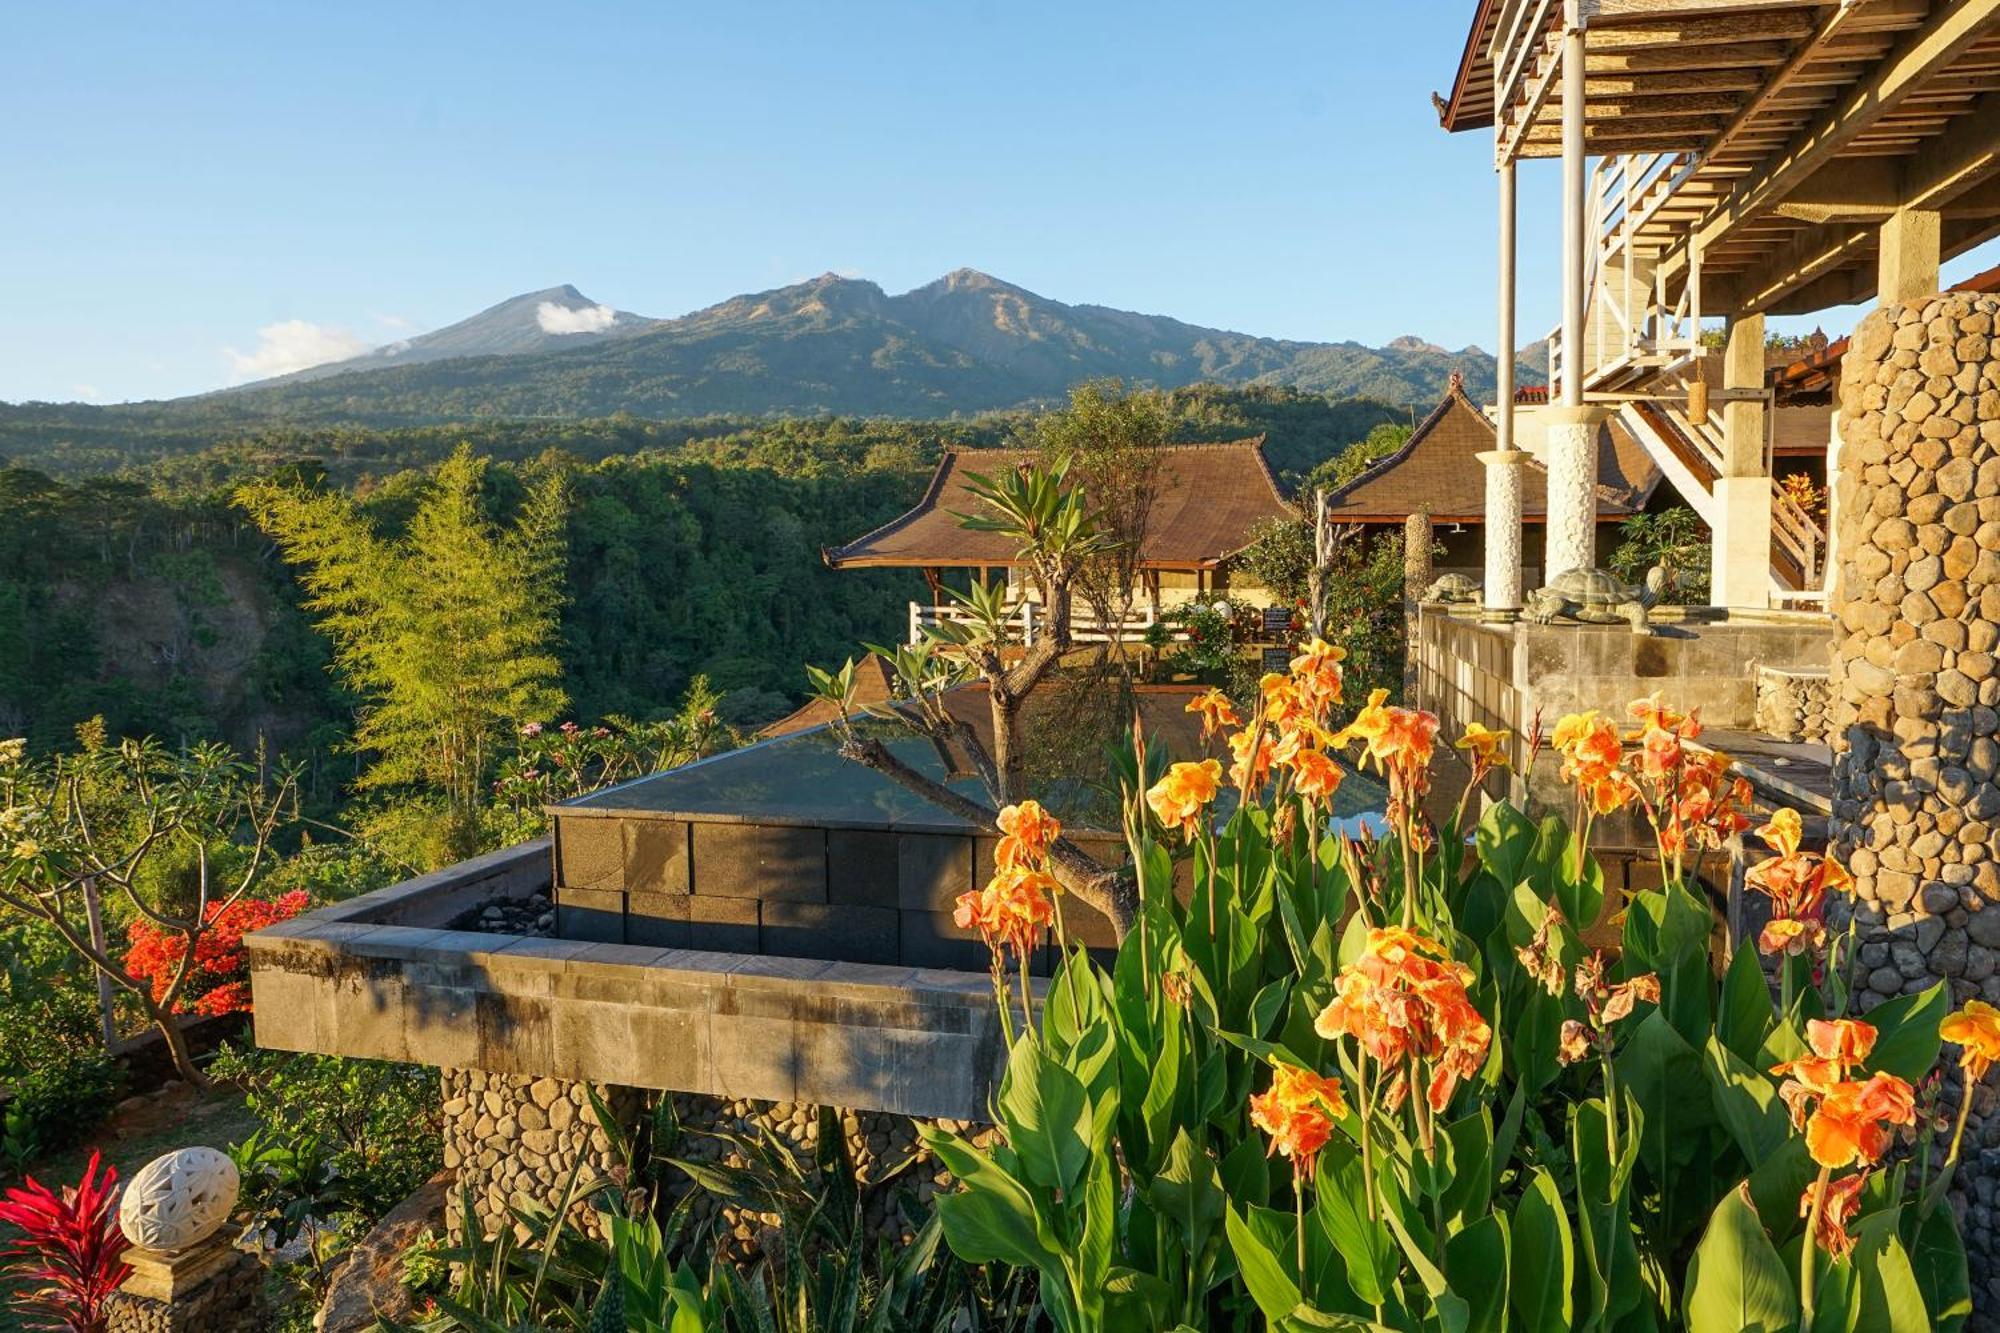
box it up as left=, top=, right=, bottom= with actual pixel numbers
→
left=1771, top=491, right=1826, bottom=594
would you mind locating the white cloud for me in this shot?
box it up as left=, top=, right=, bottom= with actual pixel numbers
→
left=373, top=312, right=417, bottom=332
left=536, top=301, right=617, bottom=335
left=70, top=383, right=102, bottom=402
left=223, top=320, right=371, bottom=382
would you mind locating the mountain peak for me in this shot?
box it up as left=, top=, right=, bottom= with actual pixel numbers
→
left=1385, top=335, right=1447, bottom=355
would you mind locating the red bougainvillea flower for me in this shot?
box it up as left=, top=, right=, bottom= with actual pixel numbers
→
left=1186, top=688, right=1241, bottom=740
left=1248, top=1062, right=1348, bottom=1180
left=994, top=800, right=1061, bottom=870
left=1314, top=926, right=1491, bottom=1125
left=1146, top=759, right=1223, bottom=838
left=1747, top=808, right=1849, bottom=959
left=124, top=889, right=310, bottom=1017
left=1801, top=1169, right=1868, bottom=1262
left=0, top=1150, right=131, bottom=1333
left=1943, top=999, right=2000, bottom=1082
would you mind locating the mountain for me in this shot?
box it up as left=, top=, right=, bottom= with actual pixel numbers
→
left=15, top=272, right=1544, bottom=437
left=234, top=285, right=651, bottom=389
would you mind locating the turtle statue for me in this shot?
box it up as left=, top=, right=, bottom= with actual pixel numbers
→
left=1523, top=567, right=1666, bottom=634
left=1421, top=573, right=1480, bottom=605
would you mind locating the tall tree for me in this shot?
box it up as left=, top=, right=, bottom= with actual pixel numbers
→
left=239, top=445, right=568, bottom=845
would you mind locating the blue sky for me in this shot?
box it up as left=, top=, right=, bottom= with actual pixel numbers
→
left=5, top=2, right=1992, bottom=404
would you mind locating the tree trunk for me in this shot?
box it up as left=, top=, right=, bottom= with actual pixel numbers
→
left=149, top=1006, right=208, bottom=1089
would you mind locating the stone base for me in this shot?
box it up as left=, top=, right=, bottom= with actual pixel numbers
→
left=108, top=1235, right=264, bottom=1332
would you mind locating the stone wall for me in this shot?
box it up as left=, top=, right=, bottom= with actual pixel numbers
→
left=1755, top=665, right=1831, bottom=743
left=1830, top=291, right=2000, bottom=1318
left=439, top=1070, right=987, bottom=1259
left=108, top=1242, right=263, bottom=1333
left=441, top=1069, right=646, bottom=1243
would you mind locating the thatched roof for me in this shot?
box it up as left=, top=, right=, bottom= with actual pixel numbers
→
left=824, top=441, right=1292, bottom=571
left=1321, top=382, right=1660, bottom=525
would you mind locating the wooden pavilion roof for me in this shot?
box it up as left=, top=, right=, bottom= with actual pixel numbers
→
left=823, top=441, right=1292, bottom=571
left=1321, top=381, right=1661, bottom=524
left=1438, top=0, right=2000, bottom=316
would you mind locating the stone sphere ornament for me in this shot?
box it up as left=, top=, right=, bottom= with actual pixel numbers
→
left=118, top=1146, right=240, bottom=1252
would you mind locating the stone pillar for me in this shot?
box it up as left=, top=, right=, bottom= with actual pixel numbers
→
left=1879, top=208, right=1942, bottom=308
left=1477, top=448, right=1527, bottom=617
left=1714, top=314, right=1774, bottom=609
left=1830, top=290, right=2000, bottom=1309
left=108, top=1234, right=264, bottom=1332
left=1541, top=405, right=1606, bottom=579
left=440, top=1069, right=646, bottom=1244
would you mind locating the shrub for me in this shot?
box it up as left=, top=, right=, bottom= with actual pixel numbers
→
left=0, top=1150, right=131, bottom=1333
left=922, top=644, right=1974, bottom=1332
left=123, top=889, right=309, bottom=1017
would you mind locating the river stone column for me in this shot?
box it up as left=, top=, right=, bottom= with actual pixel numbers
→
left=1540, top=405, right=1607, bottom=580
left=1830, top=291, right=2000, bottom=1315
left=1404, top=509, right=1433, bottom=699
left=1477, top=448, right=1527, bottom=617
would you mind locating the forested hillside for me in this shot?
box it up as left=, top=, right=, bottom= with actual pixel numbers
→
left=0, top=385, right=1402, bottom=767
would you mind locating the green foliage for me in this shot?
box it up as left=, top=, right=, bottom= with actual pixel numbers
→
left=241, top=445, right=568, bottom=847
left=1298, top=421, right=1415, bottom=496
left=1610, top=507, right=1712, bottom=602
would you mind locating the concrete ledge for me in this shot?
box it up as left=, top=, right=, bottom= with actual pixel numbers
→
left=248, top=861, right=1022, bottom=1120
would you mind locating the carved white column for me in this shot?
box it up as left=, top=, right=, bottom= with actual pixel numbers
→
left=1477, top=449, right=1527, bottom=616
left=1541, top=405, right=1607, bottom=579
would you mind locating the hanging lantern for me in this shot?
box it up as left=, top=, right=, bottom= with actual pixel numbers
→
left=1687, top=369, right=1710, bottom=422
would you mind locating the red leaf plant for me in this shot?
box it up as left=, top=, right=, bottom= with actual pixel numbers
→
left=0, top=1151, right=132, bottom=1332
left=124, top=889, right=309, bottom=1017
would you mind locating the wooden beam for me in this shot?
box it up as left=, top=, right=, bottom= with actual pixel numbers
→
left=1902, top=89, right=2000, bottom=212
left=1583, top=40, right=1796, bottom=72
left=1585, top=12, right=1818, bottom=50
left=1584, top=70, right=1764, bottom=95
left=1584, top=0, right=1824, bottom=17
left=1687, top=0, right=2000, bottom=263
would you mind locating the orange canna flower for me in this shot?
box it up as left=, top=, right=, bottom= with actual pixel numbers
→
left=1260, top=673, right=1309, bottom=728
left=1941, top=999, right=2000, bottom=1082
left=1146, top=759, right=1223, bottom=838
left=1802, top=1074, right=1915, bottom=1169
left=953, top=864, right=1057, bottom=962
left=1454, top=722, right=1510, bottom=772
left=1757, top=807, right=1804, bottom=859
left=994, top=800, right=1061, bottom=869
left=1628, top=691, right=1700, bottom=741
left=1759, top=916, right=1826, bottom=958
left=1801, top=1171, right=1868, bottom=1262
left=1314, top=926, right=1491, bottom=1124
left=1248, top=1062, right=1348, bottom=1179
left=1288, top=638, right=1347, bottom=713
left=1186, top=688, right=1241, bottom=740
left=1806, top=1018, right=1877, bottom=1067
left=1229, top=727, right=1278, bottom=796
left=1289, top=747, right=1345, bottom=806
left=1552, top=711, right=1624, bottom=788
left=1746, top=807, right=1848, bottom=960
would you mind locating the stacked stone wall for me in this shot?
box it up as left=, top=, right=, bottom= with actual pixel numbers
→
left=1830, top=291, right=2000, bottom=1318
left=1755, top=665, right=1832, bottom=743
left=106, top=1248, right=263, bottom=1332
left=440, top=1071, right=991, bottom=1259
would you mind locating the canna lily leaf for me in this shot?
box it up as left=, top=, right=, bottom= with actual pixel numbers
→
left=1684, top=1185, right=1795, bottom=1333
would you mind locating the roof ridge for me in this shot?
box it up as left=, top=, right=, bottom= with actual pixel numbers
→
left=1319, top=390, right=1475, bottom=506
left=822, top=447, right=963, bottom=567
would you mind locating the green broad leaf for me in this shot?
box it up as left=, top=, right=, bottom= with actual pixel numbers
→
left=1617, top=1011, right=1713, bottom=1248
left=1706, top=1036, right=1790, bottom=1163
left=1848, top=1224, right=1927, bottom=1333
left=1077, top=1148, right=1117, bottom=1319
left=1441, top=1107, right=1495, bottom=1225
left=1744, top=1139, right=1815, bottom=1248
left=1147, top=1129, right=1224, bottom=1253
left=1717, top=944, right=1776, bottom=1062
left=1138, top=1000, right=1184, bottom=1167
left=1445, top=1212, right=1510, bottom=1333
left=1104, top=1267, right=1177, bottom=1333
left=1377, top=1178, right=1470, bottom=1333
left=1907, top=1200, right=1972, bottom=1333
left=1227, top=1203, right=1304, bottom=1322
left=1537, top=815, right=1604, bottom=928
left=1685, top=1186, right=1796, bottom=1333
left=1509, top=1167, right=1574, bottom=1333
left=917, top=1132, right=1058, bottom=1273
left=1221, top=1132, right=1273, bottom=1210
left=1866, top=982, right=1949, bottom=1083
left=1475, top=801, right=1538, bottom=891
left=1252, top=977, right=1293, bottom=1038
left=1571, top=1096, right=1646, bottom=1329
left=997, top=1036, right=1090, bottom=1193
left=1314, top=1144, right=1396, bottom=1307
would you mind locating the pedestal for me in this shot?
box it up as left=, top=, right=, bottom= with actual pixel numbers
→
left=108, top=1234, right=264, bottom=1332
left=1476, top=448, right=1527, bottom=615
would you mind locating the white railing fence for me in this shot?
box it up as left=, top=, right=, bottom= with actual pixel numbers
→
left=907, top=601, right=1172, bottom=647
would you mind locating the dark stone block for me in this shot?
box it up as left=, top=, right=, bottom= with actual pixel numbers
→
left=556, top=817, right=623, bottom=891
left=625, top=820, right=690, bottom=895
left=626, top=891, right=690, bottom=948
left=763, top=902, right=899, bottom=966
left=692, top=823, right=827, bottom=902
left=899, top=910, right=990, bottom=972
left=828, top=830, right=899, bottom=907
left=687, top=896, right=760, bottom=953
left=900, top=833, right=973, bottom=911
left=556, top=887, right=624, bottom=944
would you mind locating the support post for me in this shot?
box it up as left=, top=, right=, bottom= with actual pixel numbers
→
left=1497, top=161, right=1517, bottom=449
left=1560, top=0, right=1587, bottom=409
left=1477, top=450, right=1528, bottom=618
left=1878, top=208, right=1941, bottom=307
left=1403, top=510, right=1433, bottom=700
left=1711, top=313, right=1772, bottom=609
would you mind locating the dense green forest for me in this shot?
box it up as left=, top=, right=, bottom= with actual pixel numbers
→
left=0, top=386, right=1403, bottom=765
